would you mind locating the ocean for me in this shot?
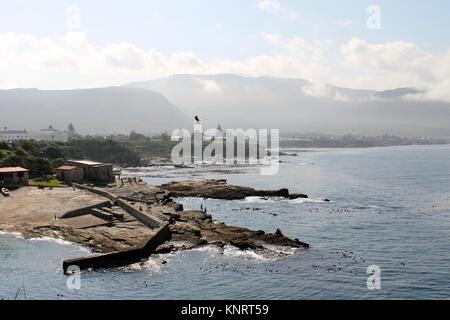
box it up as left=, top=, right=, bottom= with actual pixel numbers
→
left=1, top=144, right=449, bottom=299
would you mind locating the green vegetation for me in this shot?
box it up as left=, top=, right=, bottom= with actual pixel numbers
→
left=109, top=133, right=177, bottom=160
left=280, top=134, right=450, bottom=148
left=29, top=179, right=65, bottom=187
left=0, top=137, right=141, bottom=178
left=0, top=142, right=54, bottom=178
left=67, top=138, right=141, bottom=166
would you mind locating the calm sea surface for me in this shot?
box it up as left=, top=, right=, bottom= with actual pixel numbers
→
left=1, top=144, right=449, bottom=299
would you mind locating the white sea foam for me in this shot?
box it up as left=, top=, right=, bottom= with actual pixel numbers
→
left=244, top=196, right=330, bottom=204
left=244, top=196, right=280, bottom=203
left=124, top=254, right=175, bottom=273
left=28, top=236, right=90, bottom=252
left=288, top=198, right=331, bottom=204
left=125, top=259, right=162, bottom=273
left=0, top=230, right=24, bottom=239
left=196, top=244, right=298, bottom=261
left=263, top=244, right=301, bottom=256
left=191, top=245, right=223, bottom=255
left=222, top=246, right=270, bottom=261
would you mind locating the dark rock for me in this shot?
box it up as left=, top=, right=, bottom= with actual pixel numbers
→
left=154, top=244, right=175, bottom=254
left=230, top=240, right=262, bottom=250
left=289, top=193, right=309, bottom=199
left=159, top=180, right=299, bottom=201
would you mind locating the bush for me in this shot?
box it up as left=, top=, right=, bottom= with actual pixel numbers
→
left=42, top=145, right=65, bottom=159
left=67, top=138, right=141, bottom=166
left=0, top=141, right=10, bottom=150
left=0, top=153, right=25, bottom=167
left=25, top=157, right=54, bottom=178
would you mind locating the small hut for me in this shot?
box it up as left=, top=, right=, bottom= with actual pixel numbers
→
left=55, top=166, right=84, bottom=184
left=0, top=167, right=29, bottom=186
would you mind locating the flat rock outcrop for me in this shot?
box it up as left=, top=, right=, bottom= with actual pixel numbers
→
left=159, top=179, right=308, bottom=200
left=152, top=209, right=309, bottom=253
left=1, top=180, right=310, bottom=269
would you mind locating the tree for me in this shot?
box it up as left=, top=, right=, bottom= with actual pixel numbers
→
left=129, top=130, right=146, bottom=141
left=0, top=153, right=24, bottom=167
left=161, top=130, right=170, bottom=141
left=43, top=145, right=64, bottom=159
left=67, top=123, right=77, bottom=140
left=26, top=157, right=54, bottom=178
left=14, top=147, right=27, bottom=157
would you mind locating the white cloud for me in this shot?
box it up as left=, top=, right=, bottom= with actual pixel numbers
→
left=0, top=31, right=449, bottom=103
left=0, top=31, right=331, bottom=90
left=258, top=0, right=298, bottom=19
left=337, top=37, right=449, bottom=97
left=197, top=79, right=222, bottom=94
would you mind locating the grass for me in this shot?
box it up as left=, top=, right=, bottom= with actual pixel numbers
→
left=29, top=179, right=66, bottom=188
left=0, top=149, right=13, bottom=156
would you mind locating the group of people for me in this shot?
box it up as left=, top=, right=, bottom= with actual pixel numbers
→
left=117, top=176, right=143, bottom=187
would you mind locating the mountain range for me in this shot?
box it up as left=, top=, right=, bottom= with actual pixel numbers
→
left=1, top=74, right=449, bottom=137
left=0, top=87, right=188, bottom=134
left=125, top=74, right=450, bottom=137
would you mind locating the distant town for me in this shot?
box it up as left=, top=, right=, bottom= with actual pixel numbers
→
left=0, top=125, right=71, bottom=143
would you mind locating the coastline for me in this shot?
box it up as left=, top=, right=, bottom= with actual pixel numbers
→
left=0, top=180, right=310, bottom=272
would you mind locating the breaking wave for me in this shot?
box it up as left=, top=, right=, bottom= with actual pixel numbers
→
left=191, top=244, right=300, bottom=262
left=0, top=230, right=24, bottom=239
left=244, top=196, right=331, bottom=204
left=28, top=236, right=91, bottom=252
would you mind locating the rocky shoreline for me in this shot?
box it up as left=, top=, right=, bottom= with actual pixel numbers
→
left=158, top=179, right=309, bottom=200
left=0, top=180, right=310, bottom=271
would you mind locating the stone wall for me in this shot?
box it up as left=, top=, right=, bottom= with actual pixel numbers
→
left=62, top=201, right=112, bottom=218
left=63, top=224, right=171, bottom=273
left=72, top=183, right=118, bottom=201
left=116, top=199, right=163, bottom=229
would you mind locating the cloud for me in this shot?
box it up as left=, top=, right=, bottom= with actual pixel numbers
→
left=258, top=0, right=298, bottom=19
left=302, top=82, right=349, bottom=101
left=197, top=79, right=222, bottom=94
left=337, top=37, right=449, bottom=97
left=0, top=31, right=449, bottom=103
left=0, top=31, right=331, bottom=90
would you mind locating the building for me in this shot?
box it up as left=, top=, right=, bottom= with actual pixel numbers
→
left=171, top=135, right=183, bottom=142
left=55, top=166, right=84, bottom=184
left=67, top=160, right=115, bottom=183
left=0, top=129, right=31, bottom=142
left=31, top=126, right=69, bottom=142
left=0, top=167, right=29, bottom=186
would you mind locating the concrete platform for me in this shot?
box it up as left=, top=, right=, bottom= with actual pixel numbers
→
left=60, top=215, right=113, bottom=229
left=0, top=187, right=107, bottom=226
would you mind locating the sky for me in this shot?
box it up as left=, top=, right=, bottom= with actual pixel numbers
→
left=0, top=0, right=449, bottom=100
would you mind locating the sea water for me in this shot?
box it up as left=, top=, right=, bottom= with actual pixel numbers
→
left=1, top=144, right=449, bottom=299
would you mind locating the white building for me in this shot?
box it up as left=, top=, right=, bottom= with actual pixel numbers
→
left=31, top=126, right=69, bottom=142
left=0, top=129, right=31, bottom=142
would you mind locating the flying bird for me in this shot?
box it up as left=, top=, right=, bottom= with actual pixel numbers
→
left=195, top=116, right=200, bottom=123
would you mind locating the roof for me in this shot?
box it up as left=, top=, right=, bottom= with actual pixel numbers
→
left=56, top=165, right=77, bottom=171
left=41, top=129, right=61, bottom=132
left=0, top=167, right=29, bottom=173
left=0, top=131, right=28, bottom=135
